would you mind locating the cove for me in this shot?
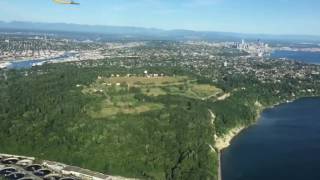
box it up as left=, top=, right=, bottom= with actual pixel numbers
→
left=221, top=97, right=320, bottom=180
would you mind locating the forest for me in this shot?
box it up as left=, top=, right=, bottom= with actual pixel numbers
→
left=0, top=62, right=218, bottom=179
left=0, top=59, right=319, bottom=179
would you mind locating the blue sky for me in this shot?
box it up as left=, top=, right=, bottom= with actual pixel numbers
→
left=0, top=0, right=320, bottom=35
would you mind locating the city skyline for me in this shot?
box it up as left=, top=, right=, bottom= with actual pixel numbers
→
left=0, top=0, right=320, bottom=36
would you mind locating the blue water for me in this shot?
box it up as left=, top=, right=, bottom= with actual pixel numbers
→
left=7, top=52, right=77, bottom=69
left=222, top=98, right=320, bottom=180
left=271, top=50, right=320, bottom=64
left=8, top=60, right=45, bottom=69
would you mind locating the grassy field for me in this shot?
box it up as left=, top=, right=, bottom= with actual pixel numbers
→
left=165, top=84, right=223, bottom=99
left=141, top=87, right=167, bottom=96
left=83, top=76, right=222, bottom=117
left=100, top=76, right=190, bottom=87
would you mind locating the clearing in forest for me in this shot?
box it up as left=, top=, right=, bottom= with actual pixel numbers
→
left=82, top=75, right=223, bottom=117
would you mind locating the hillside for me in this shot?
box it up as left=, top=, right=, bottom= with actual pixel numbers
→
left=0, top=63, right=220, bottom=179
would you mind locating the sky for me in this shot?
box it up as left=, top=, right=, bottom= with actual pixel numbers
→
left=0, top=0, right=320, bottom=35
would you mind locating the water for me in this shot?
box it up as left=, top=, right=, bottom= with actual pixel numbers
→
left=8, top=60, right=45, bottom=69
left=271, top=50, right=320, bottom=64
left=222, top=98, right=320, bottom=180
left=7, top=52, right=77, bottom=69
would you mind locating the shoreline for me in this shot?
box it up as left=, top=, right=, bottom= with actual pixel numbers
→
left=215, top=125, right=250, bottom=180
left=215, top=126, right=246, bottom=151
left=215, top=96, right=320, bottom=180
left=213, top=101, right=265, bottom=180
left=215, top=96, right=319, bottom=151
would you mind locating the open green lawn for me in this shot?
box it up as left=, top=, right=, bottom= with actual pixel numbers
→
left=163, top=83, right=222, bottom=100
left=83, top=76, right=222, bottom=117
left=100, top=76, right=189, bottom=87
left=190, top=84, right=223, bottom=99
left=90, top=102, right=164, bottom=117
left=141, top=87, right=167, bottom=96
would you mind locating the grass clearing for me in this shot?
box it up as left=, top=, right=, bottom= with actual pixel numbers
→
left=164, top=84, right=222, bottom=99
left=89, top=102, right=164, bottom=118
left=190, top=84, right=223, bottom=98
left=101, top=76, right=190, bottom=87
left=141, top=87, right=167, bottom=96
left=83, top=75, right=223, bottom=117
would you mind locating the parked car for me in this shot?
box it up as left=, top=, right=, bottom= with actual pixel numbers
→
left=0, top=167, right=17, bottom=176
left=43, top=174, right=62, bottom=180
left=5, top=172, right=25, bottom=180
left=33, top=169, right=51, bottom=177
left=1, top=158, right=19, bottom=164
left=25, top=164, right=42, bottom=172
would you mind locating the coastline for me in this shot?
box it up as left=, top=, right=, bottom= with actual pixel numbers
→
left=213, top=101, right=264, bottom=180
left=215, top=125, right=248, bottom=180
left=214, top=99, right=288, bottom=180
left=214, top=101, right=264, bottom=151
left=215, top=126, right=245, bottom=151
left=214, top=97, right=314, bottom=151
left=215, top=96, right=320, bottom=180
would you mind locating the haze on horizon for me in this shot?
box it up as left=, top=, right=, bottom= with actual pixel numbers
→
left=0, top=0, right=320, bottom=36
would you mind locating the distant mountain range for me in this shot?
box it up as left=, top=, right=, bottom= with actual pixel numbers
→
left=1, top=21, right=320, bottom=43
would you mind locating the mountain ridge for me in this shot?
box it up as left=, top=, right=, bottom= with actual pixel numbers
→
left=1, top=21, right=320, bottom=42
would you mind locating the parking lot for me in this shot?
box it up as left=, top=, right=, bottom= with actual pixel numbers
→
left=0, top=156, right=77, bottom=180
